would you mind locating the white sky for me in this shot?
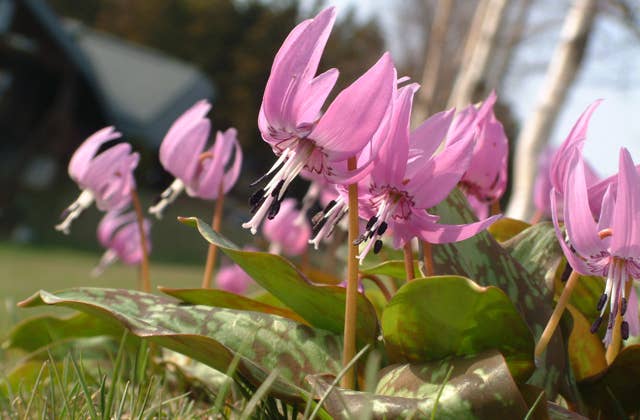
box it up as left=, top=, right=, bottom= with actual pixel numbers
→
left=299, top=0, right=640, bottom=177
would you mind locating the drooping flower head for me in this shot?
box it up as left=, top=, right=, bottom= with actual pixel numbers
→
left=348, top=81, right=500, bottom=262
left=92, top=210, right=152, bottom=276
left=263, top=198, right=311, bottom=256
left=217, top=258, right=254, bottom=295
left=56, top=127, right=139, bottom=234
left=458, top=92, right=509, bottom=219
left=552, top=147, right=640, bottom=345
left=149, top=100, right=242, bottom=218
left=244, top=7, right=395, bottom=234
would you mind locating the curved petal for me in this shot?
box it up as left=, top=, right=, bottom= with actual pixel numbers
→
left=461, top=111, right=509, bottom=201
left=296, top=68, right=340, bottom=126
left=309, top=52, right=395, bottom=160
left=195, top=128, right=243, bottom=199
left=68, top=127, right=122, bottom=182
left=533, top=146, right=555, bottom=215
left=597, top=184, right=615, bottom=249
left=159, top=100, right=211, bottom=168
left=262, top=7, right=336, bottom=131
left=611, top=148, right=640, bottom=258
left=97, top=211, right=136, bottom=248
left=418, top=214, right=500, bottom=244
left=563, top=151, right=604, bottom=259
left=550, top=188, right=593, bottom=275
left=405, top=133, right=476, bottom=209
left=371, top=83, right=416, bottom=186
left=550, top=100, right=602, bottom=192
left=162, top=119, right=210, bottom=183
left=409, top=109, right=455, bottom=158
left=81, top=143, right=132, bottom=190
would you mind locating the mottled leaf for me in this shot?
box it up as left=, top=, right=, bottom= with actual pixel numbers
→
left=488, top=217, right=531, bottom=242
left=308, top=351, right=531, bottom=419
left=19, top=288, right=343, bottom=399
left=566, top=305, right=606, bottom=381
left=503, top=222, right=563, bottom=284
left=430, top=189, right=566, bottom=395
left=381, top=276, right=534, bottom=380
left=180, top=217, right=378, bottom=347
left=578, top=344, right=640, bottom=415
left=568, top=275, right=604, bottom=323
left=159, top=287, right=307, bottom=324
left=4, top=312, right=122, bottom=353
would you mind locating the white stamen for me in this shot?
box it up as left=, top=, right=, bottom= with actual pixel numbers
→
left=91, top=249, right=118, bottom=277
left=148, top=179, right=185, bottom=219
left=55, top=190, right=95, bottom=235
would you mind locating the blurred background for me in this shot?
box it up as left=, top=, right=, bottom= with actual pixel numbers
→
left=0, top=0, right=639, bottom=320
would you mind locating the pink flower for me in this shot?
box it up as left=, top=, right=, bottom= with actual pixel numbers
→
left=458, top=92, right=509, bottom=219
left=244, top=7, right=395, bottom=234
left=92, top=210, right=151, bottom=276
left=149, top=100, right=242, bottom=218
left=533, top=146, right=555, bottom=218
left=350, top=82, right=500, bottom=262
left=552, top=147, right=640, bottom=345
left=217, top=263, right=253, bottom=294
left=56, top=127, right=139, bottom=234
left=263, top=198, right=311, bottom=256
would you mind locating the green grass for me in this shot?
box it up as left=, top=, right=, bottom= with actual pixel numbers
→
left=0, top=242, right=206, bottom=328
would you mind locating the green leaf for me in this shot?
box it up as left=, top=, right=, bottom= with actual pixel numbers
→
left=307, top=351, right=533, bottom=419
left=4, top=312, right=122, bottom=354
left=503, top=222, right=563, bottom=282
left=566, top=305, right=606, bottom=381
left=19, top=288, right=343, bottom=400
left=361, top=260, right=420, bottom=280
left=180, top=217, right=378, bottom=347
left=430, top=190, right=567, bottom=395
left=578, top=344, right=640, bottom=415
left=381, top=276, right=534, bottom=381
left=159, top=287, right=307, bottom=324
left=488, top=217, right=531, bottom=242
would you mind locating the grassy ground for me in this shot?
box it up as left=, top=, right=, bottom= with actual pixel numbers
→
left=0, top=242, right=206, bottom=329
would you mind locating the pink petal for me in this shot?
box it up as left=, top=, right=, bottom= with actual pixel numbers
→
left=550, top=189, right=593, bottom=275
left=405, top=132, right=476, bottom=209
left=596, top=184, right=615, bottom=249
left=611, top=148, right=640, bottom=258
left=625, top=286, right=639, bottom=337
left=461, top=111, right=509, bottom=201
left=550, top=100, right=601, bottom=192
left=296, top=68, right=340, bottom=126
left=465, top=193, right=490, bottom=220
left=372, top=83, right=416, bottom=186
left=262, top=7, right=336, bottom=132
left=562, top=151, right=604, bottom=259
left=161, top=119, right=210, bottom=183
left=533, top=146, right=555, bottom=216
left=194, top=128, right=242, bottom=199
left=217, top=264, right=252, bottom=294
left=97, top=211, right=137, bottom=248
left=418, top=214, right=500, bottom=244
left=409, top=109, right=455, bottom=158
left=309, top=52, right=395, bottom=160
left=159, top=100, right=211, bottom=169
left=68, top=127, right=122, bottom=182
left=81, top=143, right=132, bottom=189
left=262, top=198, right=310, bottom=256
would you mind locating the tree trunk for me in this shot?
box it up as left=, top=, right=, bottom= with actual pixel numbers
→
left=506, top=0, right=598, bottom=221
left=447, top=0, right=510, bottom=108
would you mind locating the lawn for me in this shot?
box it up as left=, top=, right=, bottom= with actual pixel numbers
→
left=0, top=242, right=206, bottom=330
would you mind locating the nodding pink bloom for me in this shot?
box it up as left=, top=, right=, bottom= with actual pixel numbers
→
left=217, top=263, right=253, bottom=294
left=457, top=92, right=509, bottom=219
left=92, top=210, right=151, bottom=276
left=149, top=100, right=242, bottom=218
left=346, top=82, right=499, bottom=263
left=56, top=127, right=139, bottom=234
left=244, top=7, right=395, bottom=234
left=263, top=198, right=311, bottom=256
left=533, top=146, right=555, bottom=219
left=552, top=148, right=640, bottom=346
